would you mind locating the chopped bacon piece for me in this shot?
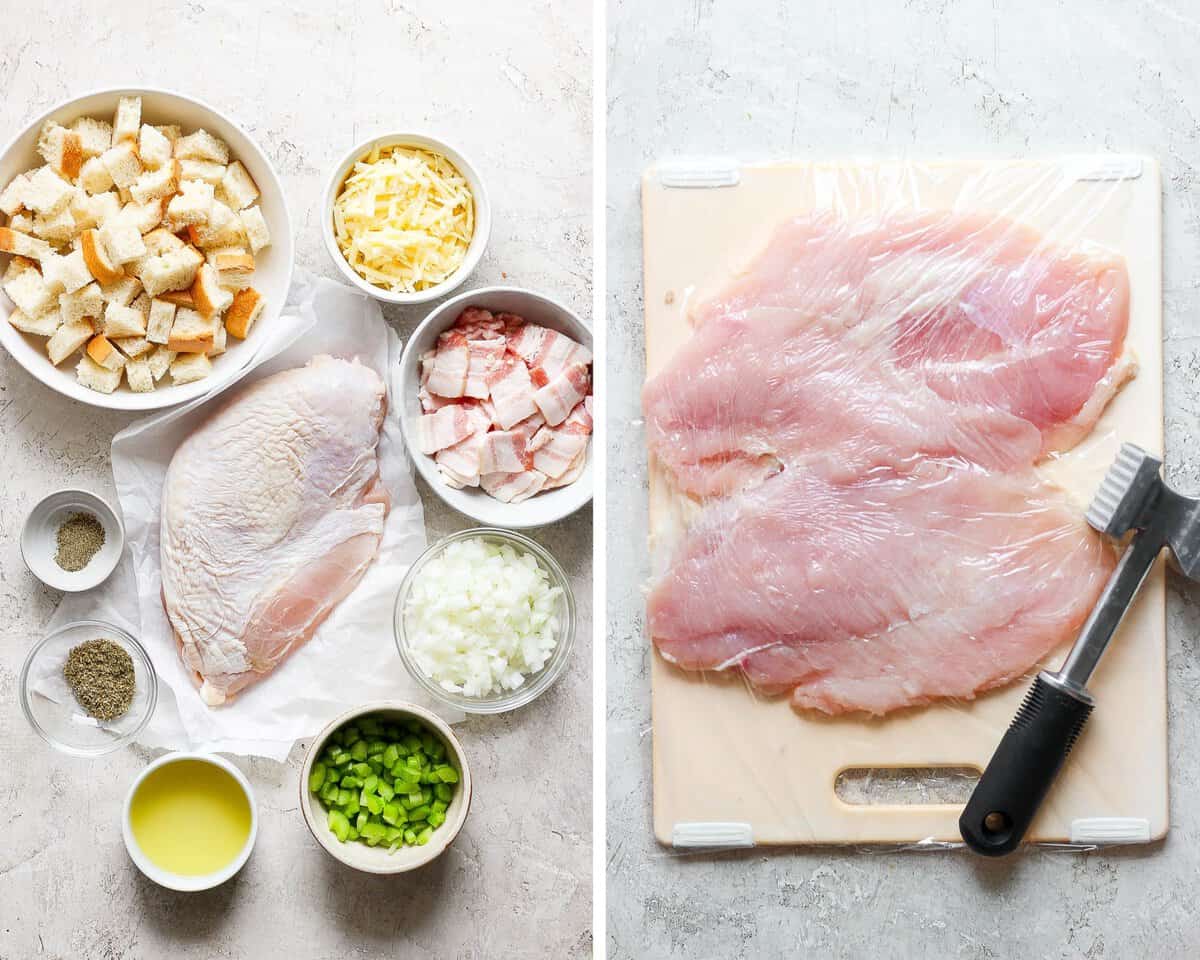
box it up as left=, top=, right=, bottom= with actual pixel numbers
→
left=481, top=469, right=548, bottom=503
left=415, top=404, right=476, bottom=455
left=436, top=430, right=487, bottom=487
left=455, top=306, right=505, bottom=340
left=427, top=331, right=470, bottom=398
left=530, top=425, right=590, bottom=479
left=533, top=362, right=590, bottom=426
left=506, top=322, right=547, bottom=364
left=464, top=339, right=507, bottom=399
left=419, top=349, right=436, bottom=386
left=489, top=356, right=539, bottom=429
left=546, top=448, right=587, bottom=489
left=562, top=399, right=593, bottom=434
left=419, top=385, right=456, bottom=413
left=479, top=430, right=531, bottom=474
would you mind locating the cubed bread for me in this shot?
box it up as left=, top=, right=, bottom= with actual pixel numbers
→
left=102, top=303, right=147, bottom=338
left=124, top=356, right=154, bottom=392
left=208, top=321, right=227, bottom=357
left=46, top=318, right=94, bottom=365
left=0, top=226, right=53, bottom=261
left=86, top=334, right=126, bottom=371
left=191, top=263, right=233, bottom=318
left=41, top=249, right=92, bottom=295
left=99, top=141, right=142, bottom=189
left=217, top=161, right=259, bottom=210
left=178, top=158, right=226, bottom=186
left=209, top=247, right=254, bottom=289
left=142, top=227, right=185, bottom=256
left=169, top=351, right=212, bottom=384
left=22, top=166, right=75, bottom=216
left=159, top=287, right=195, bottom=308
left=239, top=206, right=270, bottom=254
left=80, top=229, right=125, bottom=284
left=139, top=247, right=202, bottom=297
left=114, top=335, right=152, bottom=358
left=3, top=259, right=56, bottom=314
left=70, top=116, right=113, bottom=159
left=130, top=161, right=178, bottom=204
left=174, top=128, right=229, bottom=164
left=76, top=353, right=123, bottom=393
left=147, top=345, right=176, bottom=380
left=131, top=292, right=152, bottom=318
left=154, top=124, right=181, bottom=143
left=32, top=207, right=78, bottom=244
left=146, top=297, right=176, bottom=344
left=167, top=179, right=214, bottom=225
left=118, top=198, right=164, bottom=234
left=167, top=306, right=216, bottom=352
left=9, top=211, right=34, bottom=233
left=37, top=122, right=84, bottom=181
left=224, top=287, right=263, bottom=339
left=98, top=219, right=146, bottom=264
left=190, top=200, right=245, bottom=248
left=99, top=273, right=141, bottom=306
left=9, top=307, right=61, bottom=336
left=70, top=189, right=119, bottom=231
left=59, top=282, right=104, bottom=325
left=0, top=172, right=30, bottom=216
left=138, top=124, right=173, bottom=169
left=77, top=156, right=114, bottom=194
left=112, top=96, right=141, bottom=145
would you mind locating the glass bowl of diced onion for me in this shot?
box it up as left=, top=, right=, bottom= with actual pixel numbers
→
left=393, top=528, right=575, bottom=714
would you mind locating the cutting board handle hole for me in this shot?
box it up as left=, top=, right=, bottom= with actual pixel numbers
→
left=834, top=766, right=981, bottom=806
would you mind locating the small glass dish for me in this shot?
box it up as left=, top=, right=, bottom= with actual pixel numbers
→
left=394, top=528, right=576, bottom=714
left=21, top=619, right=158, bottom=757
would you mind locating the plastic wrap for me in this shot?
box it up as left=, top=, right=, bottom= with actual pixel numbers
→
left=639, top=157, right=1164, bottom=852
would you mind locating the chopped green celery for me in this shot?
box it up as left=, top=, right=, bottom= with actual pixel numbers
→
left=420, top=770, right=437, bottom=785
left=367, top=758, right=384, bottom=772
left=416, top=827, right=433, bottom=846
left=406, top=754, right=422, bottom=770
left=351, top=762, right=372, bottom=778
left=365, top=794, right=384, bottom=815
left=408, top=804, right=431, bottom=821
left=420, top=733, right=436, bottom=754
left=395, top=763, right=421, bottom=783
left=435, top=783, right=453, bottom=803
left=434, top=765, right=458, bottom=784
left=403, top=828, right=417, bottom=845
left=429, top=740, right=446, bottom=761
left=346, top=826, right=359, bottom=841
left=402, top=791, right=423, bottom=810
left=339, top=775, right=362, bottom=789
left=361, top=820, right=387, bottom=843
left=342, top=726, right=361, bottom=746
left=336, top=788, right=352, bottom=805
left=308, top=763, right=327, bottom=793
left=384, top=826, right=403, bottom=843
left=377, top=781, right=395, bottom=802
left=350, top=741, right=368, bottom=761
left=362, top=774, right=379, bottom=794
left=430, top=800, right=448, bottom=815
left=357, top=717, right=382, bottom=736
left=382, top=724, right=400, bottom=740
left=381, top=802, right=401, bottom=826
left=331, top=749, right=351, bottom=766
left=403, top=734, right=422, bottom=753
left=383, top=744, right=399, bottom=768
left=367, top=739, right=386, bottom=754
left=340, top=795, right=360, bottom=817
left=428, top=809, right=446, bottom=828
left=320, top=783, right=339, bottom=805
left=328, top=809, right=350, bottom=842
left=356, top=811, right=368, bottom=832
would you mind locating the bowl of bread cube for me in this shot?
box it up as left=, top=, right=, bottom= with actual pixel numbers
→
left=0, top=88, right=293, bottom=409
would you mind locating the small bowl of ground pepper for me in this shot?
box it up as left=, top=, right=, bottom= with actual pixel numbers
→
left=20, top=619, right=157, bottom=756
left=21, top=489, right=124, bottom=592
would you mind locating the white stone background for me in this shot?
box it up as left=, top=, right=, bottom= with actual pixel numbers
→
left=607, top=1, right=1200, bottom=957
left=0, top=2, right=592, bottom=958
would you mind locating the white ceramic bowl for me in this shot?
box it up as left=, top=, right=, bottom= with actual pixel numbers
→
left=123, top=752, right=258, bottom=892
left=399, top=286, right=594, bottom=528
left=0, top=87, right=295, bottom=410
left=321, top=132, right=490, bottom=305
left=21, top=488, right=124, bottom=591
left=299, top=702, right=472, bottom=874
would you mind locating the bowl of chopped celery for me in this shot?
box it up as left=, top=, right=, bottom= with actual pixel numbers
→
left=299, top=703, right=471, bottom=874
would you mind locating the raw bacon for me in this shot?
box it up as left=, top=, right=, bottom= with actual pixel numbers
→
left=426, top=331, right=470, bottom=398
left=534, top=362, right=590, bottom=426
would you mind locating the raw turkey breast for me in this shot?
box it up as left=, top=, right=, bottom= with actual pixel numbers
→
left=644, top=211, right=1132, bottom=716
left=161, top=355, right=390, bottom=706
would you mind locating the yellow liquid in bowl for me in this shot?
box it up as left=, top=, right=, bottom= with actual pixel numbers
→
left=129, top=759, right=252, bottom=876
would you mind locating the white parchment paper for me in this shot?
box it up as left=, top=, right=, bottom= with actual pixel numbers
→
left=47, top=272, right=461, bottom=759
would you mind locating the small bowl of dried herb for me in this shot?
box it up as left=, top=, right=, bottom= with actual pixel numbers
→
left=20, top=619, right=157, bottom=757
left=20, top=489, right=124, bottom=592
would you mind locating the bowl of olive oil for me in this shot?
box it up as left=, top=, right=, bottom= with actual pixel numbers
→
left=123, top=753, right=257, bottom=891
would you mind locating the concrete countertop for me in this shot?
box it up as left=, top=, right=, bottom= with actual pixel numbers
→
left=607, top=1, right=1200, bottom=956
left=0, top=2, right=591, bottom=957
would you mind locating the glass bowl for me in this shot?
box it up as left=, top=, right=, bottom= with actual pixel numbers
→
left=393, top=528, right=576, bottom=714
left=21, top=619, right=158, bottom=756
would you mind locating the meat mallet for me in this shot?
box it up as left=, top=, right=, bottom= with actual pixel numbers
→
left=960, top=442, right=1194, bottom=856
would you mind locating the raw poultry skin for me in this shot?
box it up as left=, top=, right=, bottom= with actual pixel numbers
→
left=161, top=356, right=390, bottom=706
left=644, top=211, right=1133, bottom=716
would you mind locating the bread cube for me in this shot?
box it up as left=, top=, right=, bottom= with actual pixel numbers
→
left=159, top=287, right=194, bottom=308
left=59, top=282, right=104, bottom=325
left=9, top=307, right=61, bottom=336
left=178, top=158, right=226, bottom=186
left=138, top=124, right=172, bottom=169
left=146, top=297, right=176, bottom=344
left=224, top=287, right=263, bottom=339
left=86, top=334, right=126, bottom=371
left=70, top=116, right=113, bottom=159
left=167, top=306, right=216, bottom=352
left=169, top=351, right=212, bottom=384
left=0, top=172, right=31, bottom=215
left=77, top=156, right=114, bottom=194
left=99, top=141, right=142, bottom=189
left=0, top=226, right=53, bottom=261
left=32, top=207, right=78, bottom=244
left=3, top=259, right=56, bottom=314
left=139, top=248, right=202, bottom=297
left=239, top=206, right=270, bottom=254
left=191, top=263, right=232, bottom=318
left=124, top=356, right=154, bottom=392
left=143, top=228, right=184, bottom=256
left=114, top=335, right=152, bottom=358
left=99, top=273, right=140, bottom=307
left=208, top=321, right=227, bottom=357
left=46, top=318, right=94, bottom=364
left=112, top=96, right=141, bottom=145
left=174, top=129, right=228, bottom=164
left=218, top=161, right=259, bottom=210
left=37, top=122, right=83, bottom=181
left=76, top=353, right=122, bottom=393
left=70, top=190, right=120, bottom=231
left=130, top=161, right=178, bottom=204
left=98, top=219, right=146, bottom=264
left=167, top=179, right=214, bottom=225
left=154, top=124, right=181, bottom=143
left=80, top=229, right=125, bottom=284
left=42, top=249, right=92, bottom=295
left=8, top=211, right=34, bottom=233
left=209, top=247, right=254, bottom=290
left=102, top=303, right=147, bottom=338
left=119, top=198, right=164, bottom=234
left=147, top=345, right=176, bottom=381
left=23, top=165, right=75, bottom=216
left=190, top=200, right=245, bottom=248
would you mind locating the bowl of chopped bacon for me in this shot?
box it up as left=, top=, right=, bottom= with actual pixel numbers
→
left=398, top=286, right=593, bottom=528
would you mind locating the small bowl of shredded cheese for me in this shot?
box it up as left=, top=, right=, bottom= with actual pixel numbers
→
left=323, top=133, right=490, bottom=304
left=393, top=528, right=575, bottom=714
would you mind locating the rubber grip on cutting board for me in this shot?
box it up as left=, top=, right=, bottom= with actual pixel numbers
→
left=959, top=674, right=1093, bottom=856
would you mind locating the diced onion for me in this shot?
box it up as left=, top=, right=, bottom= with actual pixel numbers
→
left=332, top=145, right=474, bottom=294
left=404, top=537, right=562, bottom=697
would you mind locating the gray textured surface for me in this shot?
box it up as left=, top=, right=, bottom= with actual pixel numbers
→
left=607, top=1, right=1200, bottom=957
left=0, top=2, right=591, bottom=957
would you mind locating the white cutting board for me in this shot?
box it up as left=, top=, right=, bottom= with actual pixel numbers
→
left=643, top=158, right=1165, bottom=846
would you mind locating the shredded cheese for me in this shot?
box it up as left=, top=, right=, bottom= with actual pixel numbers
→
left=332, top=145, right=474, bottom=293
